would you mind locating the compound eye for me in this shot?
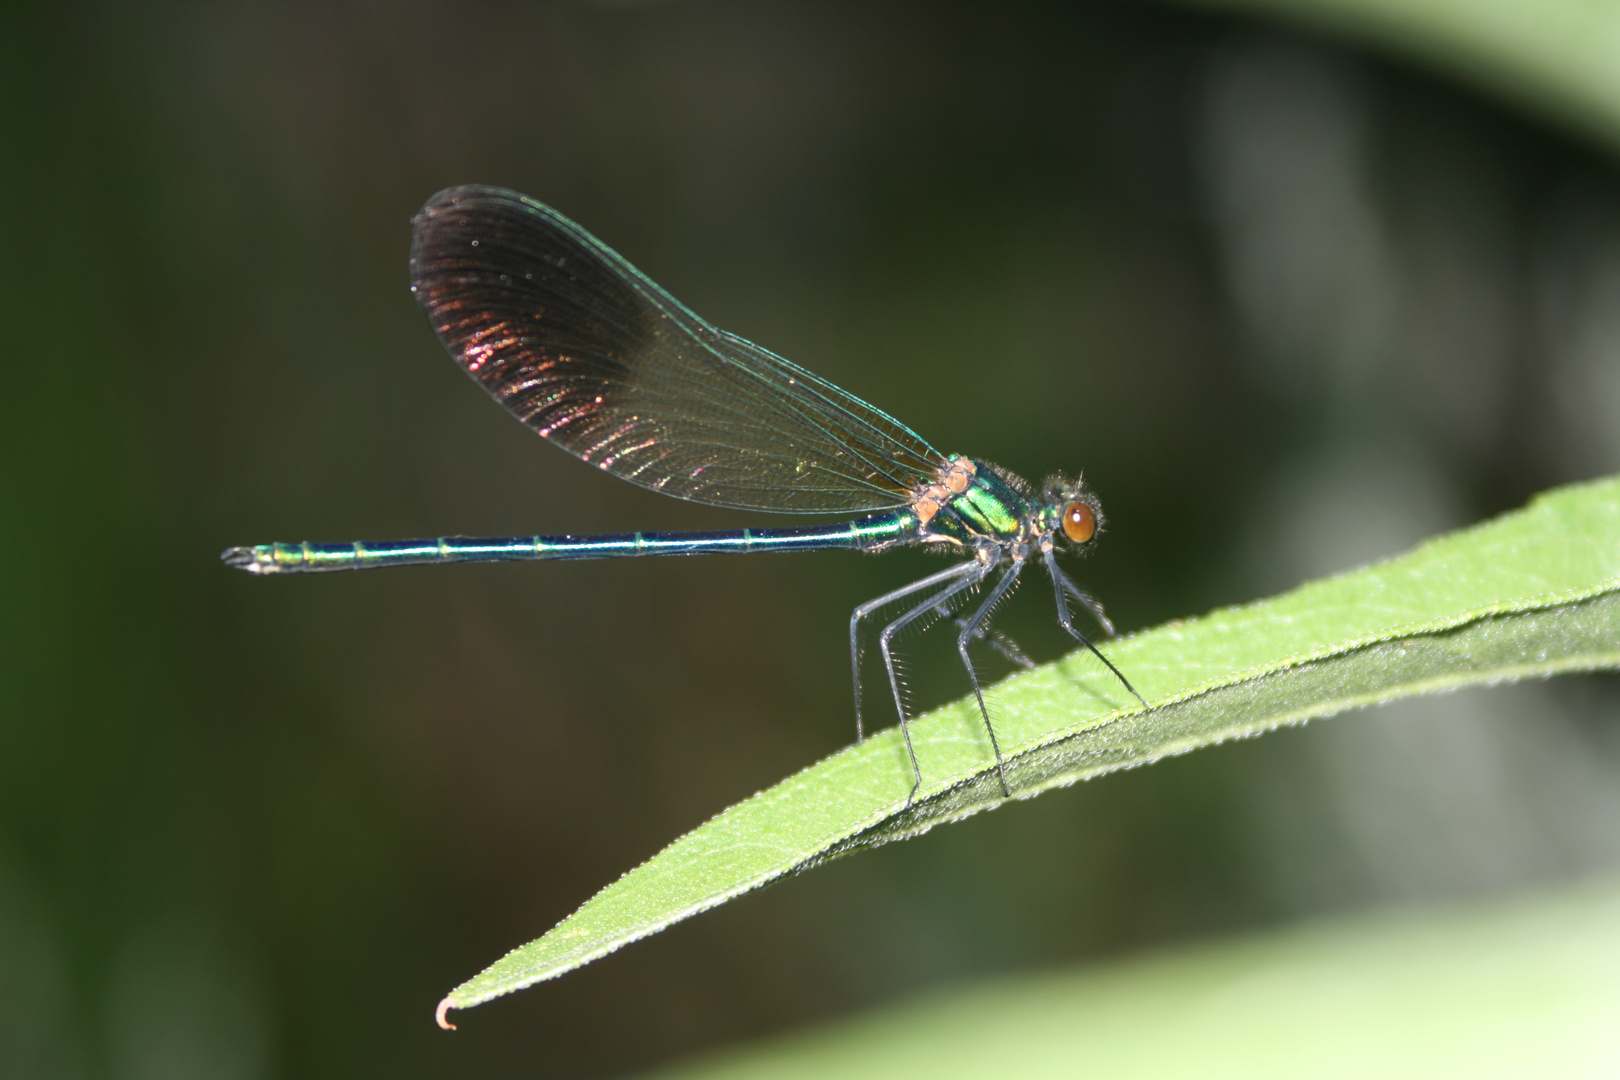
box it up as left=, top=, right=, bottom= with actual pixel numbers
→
left=1061, top=501, right=1096, bottom=544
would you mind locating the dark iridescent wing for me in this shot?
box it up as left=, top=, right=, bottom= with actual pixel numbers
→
left=409, top=185, right=944, bottom=513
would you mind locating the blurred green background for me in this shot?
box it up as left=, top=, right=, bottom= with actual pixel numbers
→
left=5, top=2, right=1620, bottom=1077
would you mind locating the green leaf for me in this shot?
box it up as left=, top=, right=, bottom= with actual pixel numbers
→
left=1186, top=0, right=1620, bottom=155
left=639, top=875, right=1620, bottom=1079
left=437, top=476, right=1620, bottom=1024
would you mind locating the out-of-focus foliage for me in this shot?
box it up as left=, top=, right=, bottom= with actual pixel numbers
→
left=647, top=876, right=1620, bottom=1079
left=1198, top=0, right=1620, bottom=153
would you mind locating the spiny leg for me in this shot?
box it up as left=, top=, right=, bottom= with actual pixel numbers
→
left=935, top=601, right=1036, bottom=669
left=849, top=560, right=982, bottom=742
left=877, top=559, right=996, bottom=802
left=1043, top=546, right=1148, bottom=709
left=955, top=555, right=1027, bottom=798
left=1056, top=573, right=1116, bottom=637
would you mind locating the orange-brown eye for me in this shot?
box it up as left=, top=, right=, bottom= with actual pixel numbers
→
left=1061, top=501, right=1096, bottom=543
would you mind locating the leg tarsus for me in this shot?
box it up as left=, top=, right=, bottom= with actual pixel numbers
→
left=1044, top=547, right=1148, bottom=709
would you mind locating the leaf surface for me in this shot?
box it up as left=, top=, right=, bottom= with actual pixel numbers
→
left=439, top=476, right=1620, bottom=1022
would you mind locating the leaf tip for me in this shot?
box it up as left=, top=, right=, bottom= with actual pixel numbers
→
left=436, top=996, right=458, bottom=1031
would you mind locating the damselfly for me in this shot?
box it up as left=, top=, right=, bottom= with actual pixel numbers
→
left=224, top=186, right=1145, bottom=799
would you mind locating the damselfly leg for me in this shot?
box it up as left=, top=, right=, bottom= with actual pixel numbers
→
left=1044, top=547, right=1147, bottom=708
left=955, top=553, right=1028, bottom=798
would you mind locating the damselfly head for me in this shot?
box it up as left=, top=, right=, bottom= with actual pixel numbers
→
left=1040, top=477, right=1104, bottom=549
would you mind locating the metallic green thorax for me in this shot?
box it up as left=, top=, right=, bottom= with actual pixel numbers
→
left=917, top=460, right=1036, bottom=546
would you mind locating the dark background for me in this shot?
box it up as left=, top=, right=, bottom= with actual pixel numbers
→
left=6, top=2, right=1620, bottom=1077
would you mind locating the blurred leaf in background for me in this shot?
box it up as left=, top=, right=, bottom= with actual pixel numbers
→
left=3, top=1, right=1620, bottom=1077
left=646, top=877, right=1620, bottom=1079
